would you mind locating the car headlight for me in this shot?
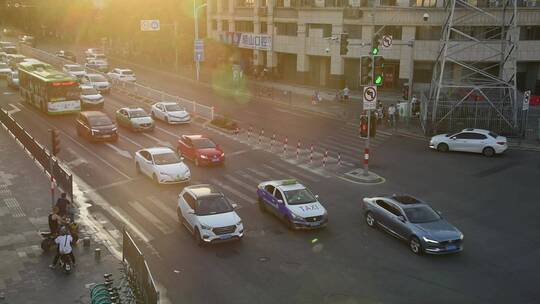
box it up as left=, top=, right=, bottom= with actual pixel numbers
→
left=200, top=154, right=208, bottom=159
left=111, top=127, right=117, bottom=131
left=200, top=223, right=212, bottom=230
left=459, top=233, right=464, bottom=240
left=422, top=236, right=439, bottom=244
left=235, top=220, right=242, bottom=226
left=290, top=212, right=304, bottom=221
left=159, top=171, right=170, bottom=177
left=91, top=129, right=99, bottom=134
left=220, top=152, right=225, bottom=157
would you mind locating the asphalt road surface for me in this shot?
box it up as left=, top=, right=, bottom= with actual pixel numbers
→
left=1, top=49, right=540, bottom=304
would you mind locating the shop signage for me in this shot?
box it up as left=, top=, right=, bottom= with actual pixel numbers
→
left=219, top=32, right=272, bottom=51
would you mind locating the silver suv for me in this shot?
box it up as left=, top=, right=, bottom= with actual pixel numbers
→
left=362, top=195, right=464, bottom=255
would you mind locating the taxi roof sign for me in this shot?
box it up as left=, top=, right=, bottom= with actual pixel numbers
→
left=280, top=179, right=298, bottom=185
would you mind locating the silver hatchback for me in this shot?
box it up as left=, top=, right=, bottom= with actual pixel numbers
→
left=362, top=195, right=464, bottom=255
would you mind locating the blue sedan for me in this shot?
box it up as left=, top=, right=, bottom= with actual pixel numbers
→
left=362, top=195, right=464, bottom=255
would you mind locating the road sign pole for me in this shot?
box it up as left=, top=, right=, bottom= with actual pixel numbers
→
left=364, top=110, right=370, bottom=176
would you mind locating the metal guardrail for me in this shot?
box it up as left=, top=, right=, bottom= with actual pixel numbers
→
left=0, top=108, right=73, bottom=199
left=122, top=227, right=159, bottom=304
left=19, top=44, right=215, bottom=121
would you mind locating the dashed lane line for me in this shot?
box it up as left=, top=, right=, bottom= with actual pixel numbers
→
left=130, top=200, right=174, bottom=235
left=210, top=178, right=253, bottom=206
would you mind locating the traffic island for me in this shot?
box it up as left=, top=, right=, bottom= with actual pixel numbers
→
left=341, top=168, right=385, bottom=184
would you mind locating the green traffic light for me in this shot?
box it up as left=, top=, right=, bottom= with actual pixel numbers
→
left=375, top=75, right=383, bottom=85
left=371, top=48, right=379, bottom=55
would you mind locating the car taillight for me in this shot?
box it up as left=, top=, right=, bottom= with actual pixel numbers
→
left=497, top=141, right=506, bottom=145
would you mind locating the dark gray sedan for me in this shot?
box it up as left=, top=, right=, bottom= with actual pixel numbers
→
left=362, top=195, right=464, bottom=255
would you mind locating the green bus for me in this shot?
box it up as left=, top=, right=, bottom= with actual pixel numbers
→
left=18, top=60, right=81, bottom=114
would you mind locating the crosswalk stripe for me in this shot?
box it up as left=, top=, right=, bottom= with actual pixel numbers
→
left=210, top=178, right=254, bottom=205
left=316, top=140, right=362, bottom=156
left=223, top=174, right=256, bottom=192
left=236, top=170, right=263, bottom=183
left=146, top=195, right=179, bottom=224
left=109, top=206, right=153, bottom=243
left=244, top=167, right=272, bottom=179
left=130, top=200, right=174, bottom=235
left=264, top=162, right=320, bottom=182
left=324, top=137, right=365, bottom=151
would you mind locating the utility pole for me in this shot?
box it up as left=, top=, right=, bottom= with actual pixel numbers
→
left=174, top=21, right=178, bottom=73
left=193, top=1, right=207, bottom=81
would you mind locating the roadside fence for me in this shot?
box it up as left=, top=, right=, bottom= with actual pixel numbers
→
left=122, top=227, right=159, bottom=304
left=18, top=45, right=215, bottom=121
left=0, top=108, right=73, bottom=200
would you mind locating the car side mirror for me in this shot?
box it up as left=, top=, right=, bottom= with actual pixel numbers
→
left=450, top=136, right=456, bottom=140
left=397, top=215, right=406, bottom=222
left=187, top=209, right=195, bottom=214
left=180, top=157, right=184, bottom=161
left=437, top=210, right=442, bottom=216
left=231, top=203, right=238, bottom=209
left=315, top=194, right=319, bottom=199
left=277, top=199, right=284, bottom=204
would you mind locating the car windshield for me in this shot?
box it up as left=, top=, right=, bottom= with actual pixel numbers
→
left=153, top=152, right=181, bottom=165
left=121, top=70, right=133, bottom=75
left=404, top=206, right=441, bottom=223
left=93, top=60, right=107, bottom=65
left=165, top=104, right=184, bottom=112
left=88, top=116, right=112, bottom=126
left=12, top=72, right=18, bottom=79
left=89, top=75, right=107, bottom=82
left=128, top=109, right=148, bottom=118
left=196, top=195, right=233, bottom=216
left=95, top=54, right=106, bottom=60
left=82, top=87, right=99, bottom=95
left=284, top=188, right=317, bottom=205
left=68, top=66, right=84, bottom=72
left=192, top=138, right=216, bottom=149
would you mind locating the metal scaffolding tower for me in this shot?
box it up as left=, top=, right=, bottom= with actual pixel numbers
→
left=425, top=0, right=520, bottom=135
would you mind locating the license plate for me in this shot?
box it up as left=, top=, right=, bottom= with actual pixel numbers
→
left=102, top=134, right=111, bottom=138
left=212, top=158, right=220, bottom=162
left=219, top=235, right=232, bottom=240
left=446, top=244, right=456, bottom=250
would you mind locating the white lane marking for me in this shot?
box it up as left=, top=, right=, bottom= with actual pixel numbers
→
left=130, top=200, right=174, bottom=235
left=109, top=206, right=153, bottom=243
left=142, top=133, right=173, bottom=148
left=7, top=103, right=21, bottom=115
left=267, top=161, right=320, bottom=182
left=222, top=174, right=256, bottom=193
left=227, top=149, right=249, bottom=157
left=16, top=103, right=132, bottom=179
left=236, top=170, right=262, bottom=183
left=210, top=178, right=253, bottom=206
left=272, top=107, right=311, bottom=118
left=66, top=158, right=88, bottom=168
left=146, top=195, right=179, bottom=224
left=105, top=143, right=133, bottom=159
left=119, top=134, right=144, bottom=148
left=81, top=178, right=136, bottom=193
left=155, top=126, right=181, bottom=140
left=3, top=92, right=14, bottom=95
left=244, top=167, right=272, bottom=179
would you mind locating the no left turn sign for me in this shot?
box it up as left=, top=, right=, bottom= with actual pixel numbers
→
left=363, top=86, right=377, bottom=110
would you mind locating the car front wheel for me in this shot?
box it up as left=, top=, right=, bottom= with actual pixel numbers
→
left=409, top=236, right=423, bottom=255
left=437, top=143, right=449, bottom=152
left=483, top=147, right=495, bottom=157
left=135, top=162, right=141, bottom=174
left=365, top=212, right=376, bottom=228
left=194, top=228, right=204, bottom=246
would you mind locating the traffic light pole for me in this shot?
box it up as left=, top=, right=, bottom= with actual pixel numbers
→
left=48, top=129, right=55, bottom=206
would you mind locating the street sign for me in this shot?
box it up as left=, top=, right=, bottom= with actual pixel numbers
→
left=194, top=39, right=204, bottom=62
left=363, top=86, right=377, bottom=110
left=523, top=90, right=531, bottom=111
left=382, top=35, right=392, bottom=49
left=140, top=20, right=160, bottom=31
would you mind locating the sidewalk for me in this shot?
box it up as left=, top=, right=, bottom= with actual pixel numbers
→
left=0, top=128, right=119, bottom=304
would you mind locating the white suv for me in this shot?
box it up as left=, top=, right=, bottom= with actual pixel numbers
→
left=177, top=184, right=244, bottom=245
left=429, top=128, right=507, bottom=157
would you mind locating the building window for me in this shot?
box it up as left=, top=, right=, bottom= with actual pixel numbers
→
left=222, top=20, right=229, bottom=31
left=308, top=24, right=332, bottom=38
left=276, top=23, right=298, bottom=36
left=416, top=26, right=442, bottom=40
left=410, top=0, right=438, bottom=6
left=260, top=22, right=268, bottom=34
left=212, top=20, right=217, bottom=30
left=521, top=26, right=540, bottom=40
left=324, top=0, right=347, bottom=6
left=343, top=24, right=362, bottom=39
left=380, top=0, right=397, bottom=5
left=235, top=21, right=254, bottom=32
left=236, top=0, right=255, bottom=7
left=375, top=25, right=402, bottom=40
left=450, top=26, right=502, bottom=40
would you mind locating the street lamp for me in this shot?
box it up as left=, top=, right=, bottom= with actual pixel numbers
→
left=193, top=1, right=207, bottom=81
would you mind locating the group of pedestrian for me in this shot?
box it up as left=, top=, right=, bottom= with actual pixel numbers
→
left=48, top=193, right=76, bottom=269
left=374, top=101, right=397, bottom=128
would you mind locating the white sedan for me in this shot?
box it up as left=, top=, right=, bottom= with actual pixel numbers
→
left=135, top=147, right=191, bottom=184
left=429, top=128, right=507, bottom=157
left=107, top=68, right=136, bottom=82
left=151, top=102, right=191, bottom=124
left=63, top=64, right=86, bottom=78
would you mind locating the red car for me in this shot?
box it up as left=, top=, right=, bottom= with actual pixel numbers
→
left=177, top=135, right=225, bottom=166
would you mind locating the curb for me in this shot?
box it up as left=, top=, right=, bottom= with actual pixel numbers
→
left=341, top=169, right=385, bottom=185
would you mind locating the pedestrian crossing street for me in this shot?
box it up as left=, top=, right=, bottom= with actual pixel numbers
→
left=204, top=121, right=393, bottom=174
left=104, top=159, right=325, bottom=242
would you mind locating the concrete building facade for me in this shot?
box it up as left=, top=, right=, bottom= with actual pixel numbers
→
left=206, top=0, right=540, bottom=94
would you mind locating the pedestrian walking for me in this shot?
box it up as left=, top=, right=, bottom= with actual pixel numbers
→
left=312, top=90, right=321, bottom=105
left=56, top=193, right=73, bottom=221
left=342, top=85, right=350, bottom=102
left=388, top=104, right=396, bottom=129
